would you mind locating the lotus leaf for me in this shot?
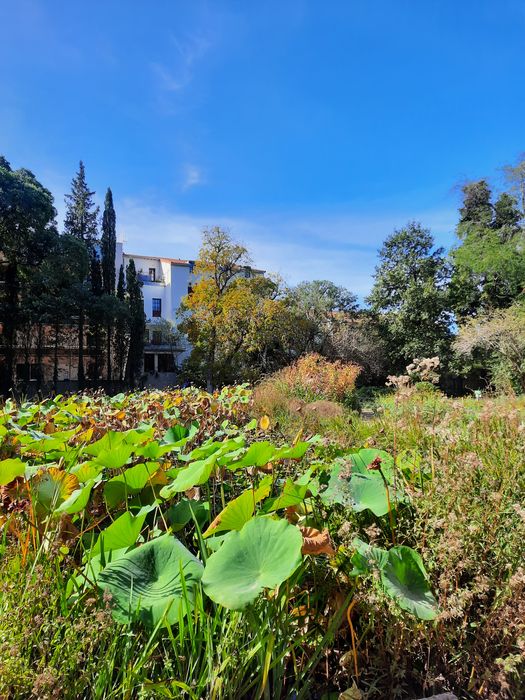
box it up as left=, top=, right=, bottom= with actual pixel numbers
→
left=98, top=534, right=203, bottom=626
left=32, top=467, right=79, bottom=513
left=89, top=505, right=154, bottom=558
left=203, top=477, right=272, bottom=537
left=104, top=462, right=160, bottom=508
left=0, top=458, right=26, bottom=486
left=166, top=498, right=210, bottom=531
left=202, top=517, right=302, bottom=609
left=381, top=546, right=438, bottom=620
left=321, top=463, right=402, bottom=517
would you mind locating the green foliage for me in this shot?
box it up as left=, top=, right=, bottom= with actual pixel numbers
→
left=351, top=539, right=438, bottom=620
left=98, top=534, right=204, bottom=626
left=367, top=221, right=452, bottom=370
left=201, top=517, right=303, bottom=609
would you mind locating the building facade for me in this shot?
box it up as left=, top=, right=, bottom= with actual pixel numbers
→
left=117, top=243, right=264, bottom=387
left=116, top=242, right=194, bottom=386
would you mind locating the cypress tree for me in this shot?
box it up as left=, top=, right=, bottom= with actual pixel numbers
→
left=101, top=188, right=116, bottom=294
left=114, top=265, right=128, bottom=383
left=125, top=260, right=145, bottom=387
left=101, top=188, right=117, bottom=380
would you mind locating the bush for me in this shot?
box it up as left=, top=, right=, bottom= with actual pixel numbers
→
left=413, top=380, right=440, bottom=395
left=272, top=353, right=360, bottom=402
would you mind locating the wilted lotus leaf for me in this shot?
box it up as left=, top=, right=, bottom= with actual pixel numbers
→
left=259, top=415, right=270, bottom=431
left=299, top=526, right=336, bottom=556
left=98, top=534, right=204, bottom=627
left=32, top=467, right=79, bottom=513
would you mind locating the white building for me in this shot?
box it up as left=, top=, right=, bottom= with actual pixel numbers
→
left=115, top=242, right=263, bottom=385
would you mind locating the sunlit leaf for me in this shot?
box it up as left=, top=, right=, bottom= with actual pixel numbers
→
left=98, top=534, right=203, bottom=627
left=202, top=517, right=302, bottom=609
left=0, top=458, right=26, bottom=486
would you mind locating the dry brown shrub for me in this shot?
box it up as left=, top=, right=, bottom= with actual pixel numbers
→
left=303, top=400, right=344, bottom=420
left=278, top=353, right=361, bottom=401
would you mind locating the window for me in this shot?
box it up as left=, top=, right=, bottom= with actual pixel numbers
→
left=187, top=283, right=193, bottom=295
left=149, top=268, right=156, bottom=282
left=152, top=330, right=162, bottom=345
left=152, top=298, right=162, bottom=317
left=144, top=329, right=150, bottom=343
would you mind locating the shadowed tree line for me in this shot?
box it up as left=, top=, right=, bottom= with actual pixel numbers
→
left=0, top=157, right=145, bottom=395
left=2, top=153, right=525, bottom=397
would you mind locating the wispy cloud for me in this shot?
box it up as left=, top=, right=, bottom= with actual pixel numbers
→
left=116, top=198, right=457, bottom=299
left=182, top=164, right=205, bottom=191
left=151, top=33, right=211, bottom=93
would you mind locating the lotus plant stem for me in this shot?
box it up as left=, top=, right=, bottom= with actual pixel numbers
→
left=346, top=598, right=359, bottom=677
left=378, top=466, right=397, bottom=546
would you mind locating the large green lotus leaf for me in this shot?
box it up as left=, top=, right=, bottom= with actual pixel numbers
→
left=381, top=546, right=438, bottom=620
left=227, top=441, right=276, bottom=470
left=122, top=426, right=155, bottom=446
left=19, top=429, right=77, bottom=454
left=203, top=477, right=272, bottom=538
left=84, top=431, right=126, bottom=457
left=56, top=479, right=96, bottom=514
left=89, top=506, right=154, bottom=558
left=92, top=444, right=134, bottom=470
left=70, top=461, right=104, bottom=483
left=272, top=442, right=311, bottom=461
left=98, top=534, right=204, bottom=627
left=349, top=449, right=394, bottom=481
left=135, top=441, right=178, bottom=460
left=104, top=462, right=160, bottom=508
left=160, top=455, right=217, bottom=499
left=166, top=498, right=210, bottom=532
left=263, top=478, right=310, bottom=512
left=162, top=423, right=198, bottom=444
left=348, top=474, right=392, bottom=516
left=321, top=464, right=401, bottom=517
left=160, top=438, right=244, bottom=498
left=202, top=517, right=302, bottom=609
left=0, top=458, right=26, bottom=485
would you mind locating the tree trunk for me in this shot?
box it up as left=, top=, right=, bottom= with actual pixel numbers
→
left=53, top=320, right=59, bottom=393
left=106, top=323, right=112, bottom=381
left=2, top=262, right=18, bottom=391
left=78, top=309, right=85, bottom=389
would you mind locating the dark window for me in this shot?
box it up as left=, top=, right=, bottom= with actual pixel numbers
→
left=149, top=268, right=156, bottom=281
left=144, top=354, right=154, bottom=372
left=152, top=298, right=161, bottom=317
left=152, top=330, right=162, bottom=345
left=187, top=283, right=193, bottom=295
left=158, top=353, right=175, bottom=372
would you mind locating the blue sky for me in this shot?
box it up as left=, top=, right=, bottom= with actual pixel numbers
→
left=2, top=1, right=525, bottom=296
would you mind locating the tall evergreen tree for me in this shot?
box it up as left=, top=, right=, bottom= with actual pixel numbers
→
left=89, top=255, right=104, bottom=382
left=101, top=188, right=116, bottom=294
left=63, top=161, right=100, bottom=387
left=114, top=265, right=128, bottom=383
left=125, top=260, right=145, bottom=387
left=64, top=161, right=99, bottom=252
left=101, top=188, right=117, bottom=380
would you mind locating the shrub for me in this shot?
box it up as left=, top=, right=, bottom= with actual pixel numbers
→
left=271, top=353, right=360, bottom=403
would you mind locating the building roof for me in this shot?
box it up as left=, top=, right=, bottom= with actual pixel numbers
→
left=124, top=253, right=192, bottom=266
